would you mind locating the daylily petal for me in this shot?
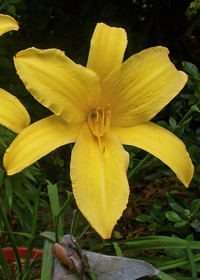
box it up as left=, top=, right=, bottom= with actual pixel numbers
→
left=70, top=123, right=129, bottom=239
left=14, top=48, right=102, bottom=123
left=0, top=14, right=19, bottom=36
left=111, top=122, right=194, bottom=187
left=4, top=115, right=84, bottom=175
left=86, top=23, right=127, bottom=82
left=0, top=88, right=30, bottom=133
left=102, top=47, right=187, bottom=127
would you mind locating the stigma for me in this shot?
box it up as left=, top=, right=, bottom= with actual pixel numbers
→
left=87, top=105, right=111, bottom=153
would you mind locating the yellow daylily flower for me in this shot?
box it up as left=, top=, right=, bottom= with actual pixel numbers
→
left=4, top=23, right=194, bottom=239
left=0, top=14, right=30, bottom=132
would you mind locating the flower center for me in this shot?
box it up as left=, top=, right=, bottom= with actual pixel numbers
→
left=87, top=105, right=111, bottom=153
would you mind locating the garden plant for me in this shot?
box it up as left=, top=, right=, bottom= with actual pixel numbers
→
left=0, top=0, right=200, bottom=279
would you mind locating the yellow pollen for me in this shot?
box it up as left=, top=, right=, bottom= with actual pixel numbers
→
left=87, top=105, right=111, bottom=153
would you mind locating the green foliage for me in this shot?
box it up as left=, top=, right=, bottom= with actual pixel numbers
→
left=0, top=0, right=23, bottom=15
left=0, top=128, right=53, bottom=279
left=179, top=61, right=200, bottom=189
left=135, top=198, right=168, bottom=232
left=135, top=190, right=200, bottom=241
left=165, top=192, right=200, bottom=232
left=0, top=183, right=44, bottom=280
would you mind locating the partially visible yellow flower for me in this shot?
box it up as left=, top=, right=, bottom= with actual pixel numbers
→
left=3, top=23, right=194, bottom=239
left=0, top=14, right=19, bottom=36
left=0, top=88, right=30, bottom=133
left=0, top=14, right=30, bottom=132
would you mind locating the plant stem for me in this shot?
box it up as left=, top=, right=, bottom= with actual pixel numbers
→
left=128, top=153, right=152, bottom=180
left=177, top=103, right=200, bottom=127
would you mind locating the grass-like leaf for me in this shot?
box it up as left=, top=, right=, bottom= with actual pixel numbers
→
left=41, top=238, right=54, bottom=280
left=0, top=246, right=12, bottom=280
left=47, top=180, right=64, bottom=238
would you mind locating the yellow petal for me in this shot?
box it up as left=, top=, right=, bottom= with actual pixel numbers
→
left=86, top=23, right=127, bottom=82
left=111, top=122, right=194, bottom=187
left=70, top=123, right=130, bottom=239
left=0, top=88, right=30, bottom=133
left=14, top=48, right=101, bottom=123
left=0, top=14, right=19, bottom=36
left=102, top=47, right=187, bottom=127
left=4, top=115, right=84, bottom=175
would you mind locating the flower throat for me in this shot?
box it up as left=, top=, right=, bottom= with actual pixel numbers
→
left=87, top=105, right=111, bottom=153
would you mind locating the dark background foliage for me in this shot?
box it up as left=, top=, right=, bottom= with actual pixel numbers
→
left=11, top=0, right=200, bottom=63
left=0, top=0, right=199, bottom=123
left=2, top=0, right=200, bottom=62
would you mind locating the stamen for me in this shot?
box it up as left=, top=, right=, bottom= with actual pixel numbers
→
left=87, top=105, right=111, bottom=153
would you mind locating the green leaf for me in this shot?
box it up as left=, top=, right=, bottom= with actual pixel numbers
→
left=148, top=222, right=158, bottom=231
left=7, top=4, right=16, bottom=15
left=12, top=201, right=24, bottom=226
left=135, top=215, right=152, bottom=222
left=2, top=231, right=32, bottom=238
left=191, top=220, right=200, bottom=229
left=184, top=239, right=197, bottom=279
left=169, top=116, right=177, bottom=128
left=13, top=188, right=33, bottom=213
left=40, top=231, right=62, bottom=243
left=41, top=239, right=54, bottom=280
left=166, top=192, right=188, bottom=213
left=174, top=221, right=188, bottom=227
left=29, top=183, right=43, bottom=239
left=112, top=242, right=123, bottom=257
left=0, top=202, right=22, bottom=276
left=0, top=247, right=11, bottom=280
left=153, top=199, right=162, bottom=216
left=173, top=116, right=192, bottom=136
left=47, top=180, right=64, bottom=236
left=112, top=230, right=122, bottom=239
left=5, top=178, right=13, bottom=207
left=191, top=104, right=200, bottom=113
left=158, top=270, right=180, bottom=280
left=165, top=211, right=183, bottom=222
left=182, top=61, right=199, bottom=76
left=185, top=234, right=194, bottom=241
left=21, top=167, right=39, bottom=183
left=0, top=170, right=4, bottom=188
left=190, top=199, right=200, bottom=215
left=159, top=212, right=167, bottom=223
left=156, top=120, right=172, bottom=130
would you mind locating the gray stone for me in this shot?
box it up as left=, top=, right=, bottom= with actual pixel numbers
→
left=52, top=249, right=159, bottom=280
